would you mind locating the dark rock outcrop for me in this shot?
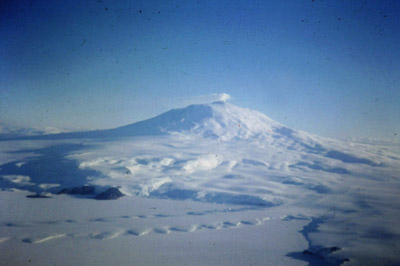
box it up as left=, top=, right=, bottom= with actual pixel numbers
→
left=301, top=247, right=350, bottom=265
left=95, top=187, right=125, bottom=200
left=58, top=185, right=96, bottom=195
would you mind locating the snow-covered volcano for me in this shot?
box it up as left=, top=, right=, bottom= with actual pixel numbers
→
left=110, top=101, right=283, bottom=140
left=3, top=101, right=305, bottom=142
left=1, top=101, right=399, bottom=266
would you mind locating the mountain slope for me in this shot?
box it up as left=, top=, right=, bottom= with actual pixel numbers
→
left=1, top=101, right=288, bottom=141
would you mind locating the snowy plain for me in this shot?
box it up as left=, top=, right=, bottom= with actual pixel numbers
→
left=1, top=102, right=400, bottom=265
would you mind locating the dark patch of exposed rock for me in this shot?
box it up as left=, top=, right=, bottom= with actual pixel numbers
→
left=58, top=185, right=96, bottom=195
left=302, top=247, right=350, bottom=265
left=95, top=187, right=124, bottom=200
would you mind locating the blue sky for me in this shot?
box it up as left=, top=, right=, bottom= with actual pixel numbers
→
left=1, top=0, right=399, bottom=138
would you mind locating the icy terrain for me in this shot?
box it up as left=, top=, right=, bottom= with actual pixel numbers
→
left=1, top=102, right=400, bottom=265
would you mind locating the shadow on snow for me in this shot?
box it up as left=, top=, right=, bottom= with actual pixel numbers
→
left=0, top=143, right=100, bottom=195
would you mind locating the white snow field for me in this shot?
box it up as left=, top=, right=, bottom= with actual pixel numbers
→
left=1, top=102, right=400, bottom=265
